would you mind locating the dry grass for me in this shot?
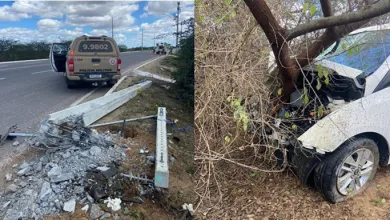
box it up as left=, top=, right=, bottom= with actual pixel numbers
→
left=194, top=0, right=290, bottom=214
left=194, top=1, right=390, bottom=219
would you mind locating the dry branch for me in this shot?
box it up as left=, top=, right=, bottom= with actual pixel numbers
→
left=286, top=0, right=390, bottom=40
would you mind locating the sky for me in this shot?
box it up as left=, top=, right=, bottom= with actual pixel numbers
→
left=0, top=0, right=194, bottom=48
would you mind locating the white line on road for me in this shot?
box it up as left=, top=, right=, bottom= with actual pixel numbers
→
left=105, top=55, right=165, bottom=96
left=104, top=76, right=128, bottom=96
left=69, top=86, right=102, bottom=107
left=0, top=78, right=5, bottom=80
left=134, top=55, right=165, bottom=71
left=31, top=70, right=52, bottom=75
left=0, top=63, right=49, bottom=72
left=0, top=59, right=48, bottom=64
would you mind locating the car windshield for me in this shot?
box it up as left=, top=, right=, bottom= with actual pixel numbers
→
left=317, top=29, right=390, bottom=76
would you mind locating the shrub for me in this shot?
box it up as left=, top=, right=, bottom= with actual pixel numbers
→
left=171, top=32, right=194, bottom=108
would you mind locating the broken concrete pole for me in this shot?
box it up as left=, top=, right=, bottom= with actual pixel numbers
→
left=47, top=80, right=152, bottom=126
left=5, top=173, right=12, bottom=181
left=90, top=146, right=102, bottom=156
left=103, top=197, right=121, bottom=211
left=19, top=162, right=29, bottom=169
left=154, top=107, right=169, bottom=188
left=90, top=204, right=105, bottom=219
left=39, top=181, right=53, bottom=201
left=63, top=199, right=76, bottom=213
left=50, top=173, right=74, bottom=183
left=81, top=204, right=89, bottom=212
left=47, top=166, right=61, bottom=177
left=6, top=184, right=18, bottom=194
left=17, top=167, right=30, bottom=176
left=100, top=213, right=112, bottom=219
left=2, top=201, right=10, bottom=209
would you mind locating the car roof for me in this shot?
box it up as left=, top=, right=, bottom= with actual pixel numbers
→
left=74, top=35, right=115, bottom=41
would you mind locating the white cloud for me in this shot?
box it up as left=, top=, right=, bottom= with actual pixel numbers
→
left=0, top=5, right=30, bottom=21
left=37, top=19, right=62, bottom=32
left=0, top=26, right=85, bottom=43
left=0, top=1, right=193, bottom=48
left=116, top=33, right=127, bottom=45
left=64, top=3, right=138, bottom=28
left=91, top=29, right=109, bottom=36
left=143, top=1, right=193, bottom=17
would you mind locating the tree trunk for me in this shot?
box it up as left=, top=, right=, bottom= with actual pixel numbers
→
left=243, top=0, right=389, bottom=109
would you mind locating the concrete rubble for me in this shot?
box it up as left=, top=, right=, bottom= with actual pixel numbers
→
left=0, top=115, right=128, bottom=219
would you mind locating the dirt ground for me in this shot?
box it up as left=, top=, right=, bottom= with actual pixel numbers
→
left=198, top=166, right=390, bottom=220
left=47, top=60, right=194, bottom=219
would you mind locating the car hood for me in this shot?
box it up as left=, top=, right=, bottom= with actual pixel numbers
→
left=304, top=58, right=364, bottom=79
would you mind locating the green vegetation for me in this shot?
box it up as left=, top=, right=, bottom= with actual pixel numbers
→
left=170, top=19, right=194, bottom=108
left=118, top=44, right=128, bottom=52
left=0, top=39, right=51, bottom=62
left=0, top=38, right=155, bottom=62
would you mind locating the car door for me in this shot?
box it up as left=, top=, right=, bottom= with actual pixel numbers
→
left=50, top=43, right=68, bottom=72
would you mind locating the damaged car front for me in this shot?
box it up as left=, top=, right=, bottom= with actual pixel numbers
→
left=271, top=25, right=390, bottom=203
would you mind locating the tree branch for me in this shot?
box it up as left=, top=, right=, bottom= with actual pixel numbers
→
left=320, top=0, right=333, bottom=17
left=320, top=0, right=335, bottom=33
left=286, top=0, right=390, bottom=40
left=296, top=20, right=370, bottom=67
left=243, top=0, right=296, bottom=73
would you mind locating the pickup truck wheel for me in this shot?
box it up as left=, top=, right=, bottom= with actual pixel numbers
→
left=314, top=138, right=379, bottom=203
left=66, top=78, right=77, bottom=89
left=107, top=79, right=118, bottom=87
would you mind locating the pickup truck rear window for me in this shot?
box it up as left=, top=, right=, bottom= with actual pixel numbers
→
left=78, top=41, right=113, bottom=53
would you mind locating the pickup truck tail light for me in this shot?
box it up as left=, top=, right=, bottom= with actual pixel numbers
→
left=117, top=57, right=121, bottom=72
left=68, top=58, right=74, bottom=72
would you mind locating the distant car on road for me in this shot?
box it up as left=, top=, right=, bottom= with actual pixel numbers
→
left=50, top=35, right=121, bottom=89
left=154, top=44, right=167, bottom=55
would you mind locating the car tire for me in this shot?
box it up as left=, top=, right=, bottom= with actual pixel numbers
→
left=314, top=137, right=379, bottom=203
left=107, top=79, right=118, bottom=87
left=66, top=78, right=77, bottom=89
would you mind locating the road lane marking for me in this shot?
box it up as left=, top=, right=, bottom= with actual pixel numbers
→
left=69, top=86, right=102, bottom=107
left=0, top=63, right=49, bottom=72
left=0, top=78, right=5, bottom=80
left=0, top=58, right=48, bottom=64
left=31, top=70, right=52, bottom=75
left=105, top=55, right=166, bottom=96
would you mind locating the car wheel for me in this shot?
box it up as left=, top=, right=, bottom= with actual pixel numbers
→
left=107, top=79, right=117, bottom=87
left=314, top=137, right=379, bottom=203
left=66, top=78, right=77, bottom=89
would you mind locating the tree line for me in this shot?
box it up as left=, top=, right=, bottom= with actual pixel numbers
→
left=0, top=39, right=156, bottom=62
left=0, top=39, right=52, bottom=62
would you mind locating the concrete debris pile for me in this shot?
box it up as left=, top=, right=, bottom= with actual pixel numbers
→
left=37, top=115, right=113, bottom=150
left=0, top=115, right=130, bottom=219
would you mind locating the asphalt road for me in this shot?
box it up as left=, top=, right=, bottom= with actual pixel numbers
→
left=0, top=50, right=157, bottom=135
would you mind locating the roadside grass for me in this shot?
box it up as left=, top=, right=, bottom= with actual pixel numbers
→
left=89, top=63, right=195, bottom=219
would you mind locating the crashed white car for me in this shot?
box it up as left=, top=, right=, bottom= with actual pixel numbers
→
left=272, top=24, right=390, bottom=203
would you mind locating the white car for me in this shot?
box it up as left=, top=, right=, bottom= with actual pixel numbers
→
left=272, top=24, right=390, bottom=203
